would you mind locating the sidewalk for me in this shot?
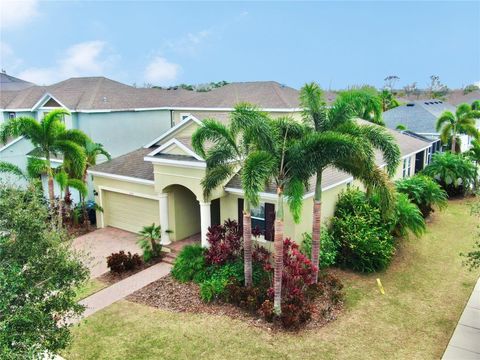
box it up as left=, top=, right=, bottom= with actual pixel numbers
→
left=69, top=262, right=171, bottom=324
left=443, top=278, right=480, bottom=359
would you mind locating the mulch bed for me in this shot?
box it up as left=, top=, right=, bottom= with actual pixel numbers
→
left=98, top=257, right=163, bottom=286
left=126, top=274, right=343, bottom=332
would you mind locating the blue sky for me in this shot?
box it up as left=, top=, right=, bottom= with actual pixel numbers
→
left=1, top=1, right=479, bottom=89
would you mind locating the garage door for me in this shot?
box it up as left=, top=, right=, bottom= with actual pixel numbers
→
left=103, top=191, right=160, bottom=234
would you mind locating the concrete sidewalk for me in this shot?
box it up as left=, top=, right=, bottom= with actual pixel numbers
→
left=443, top=278, right=480, bottom=359
left=70, top=262, right=171, bottom=324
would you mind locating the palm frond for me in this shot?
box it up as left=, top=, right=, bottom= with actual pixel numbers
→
left=59, top=128, right=91, bottom=146
left=191, top=119, right=238, bottom=158
left=0, top=161, right=27, bottom=179
left=26, top=157, right=49, bottom=178
left=201, top=164, right=234, bottom=200
left=436, top=111, right=455, bottom=132
left=284, top=178, right=305, bottom=223
left=299, top=82, right=328, bottom=131
left=67, top=178, right=88, bottom=198
left=53, top=140, right=86, bottom=178
left=241, top=150, right=276, bottom=208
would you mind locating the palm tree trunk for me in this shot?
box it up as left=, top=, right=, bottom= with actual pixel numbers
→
left=311, top=172, right=322, bottom=283
left=451, top=135, right=456, bottom=153
left=243, top=207, right=253, bottom=287
left=58, top=197, right=63, bottom=228
left=273, top=188, right=284, bottom=315
left=46, top=154, right=55, bottom=207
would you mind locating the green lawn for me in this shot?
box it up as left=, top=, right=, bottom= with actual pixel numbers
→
left=74, top=278, right=107, bottom=302
left=63, top=199, right=479, bottom=360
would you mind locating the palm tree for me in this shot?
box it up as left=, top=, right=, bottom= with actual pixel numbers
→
left=436, top=103, right=480, bottom=153
left=299, top=82, right=400, bottom=283
left=468, top=139, right=480, bottom=190
left=54, top=170, right=87, bottom=227
left=138, top=223, right=162, bottom=262
left=241, top=117, right=306, bottom=314
left=336, top=86, right=384, bottom=125
left=0, top=109, right=87, bottom=206
left=379, top=89, right=400, bottom=112
left=192, top=103, right=274, bottom=287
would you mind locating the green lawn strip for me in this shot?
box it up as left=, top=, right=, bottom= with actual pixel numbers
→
left=74, top=278, right=108, bottom=302
left=63, top=199, right=480, bottom=360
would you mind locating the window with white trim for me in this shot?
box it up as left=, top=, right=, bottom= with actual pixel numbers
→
left=250, top=203, right=266, bottom=235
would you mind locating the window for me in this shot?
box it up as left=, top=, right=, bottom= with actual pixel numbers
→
left=426, top=146, right=432, bottom=165
left=8, top=112, right=16, bottom=119
left=250, top=203, right=266, bottom=235
left=402, top=157, right=412, bottom=178
left=180, top=113, right=191, bottom=122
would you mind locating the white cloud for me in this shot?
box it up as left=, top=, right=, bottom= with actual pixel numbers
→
left=0, top=0, right=39, bottom=29
left=17, top=40, right=118, bottom=85
left=144, top=56, right=180, bottom=85
left=164, top=29, right=211, bottom=56
left=475, top=81, right=480, bottom=87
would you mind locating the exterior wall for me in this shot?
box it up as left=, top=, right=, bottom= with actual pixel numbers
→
left=171, top=110, right=302, bottom=126
left=395, top=154, right=416, bottom=179
left=0, top=137, right=35, bottom=186
left=167, top=185, right=201, bottom=241
left=77, top=110, right=171, bottom=158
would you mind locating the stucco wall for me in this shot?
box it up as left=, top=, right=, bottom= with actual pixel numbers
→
left=167, top=185, right=201, bottom=241
left=77, top=110, right=171, bottom=158
left=0, top=137, right=35, bottom=186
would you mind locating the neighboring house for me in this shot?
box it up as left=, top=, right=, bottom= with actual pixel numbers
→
left=0, top=76, right=300, bottom=201
left=0, top=72, right=35, bottom=91
left=89, top=114, right=432, bottom=249
left=383, top=99, right=477, bottom=152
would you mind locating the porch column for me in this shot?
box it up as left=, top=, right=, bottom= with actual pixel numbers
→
left=199, top=201, right=211, bottom=247
left=159, top=193, right=171, bottom=245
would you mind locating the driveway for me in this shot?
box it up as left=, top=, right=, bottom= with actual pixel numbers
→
left=72, top=227, right=141, bottom=278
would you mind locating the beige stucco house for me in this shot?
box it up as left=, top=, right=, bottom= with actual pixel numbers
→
left=90, top=110, right=433, bottom=250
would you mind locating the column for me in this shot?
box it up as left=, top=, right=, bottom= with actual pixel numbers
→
left=159, top=193, right=171, bottom=245
left=199, top=201, right=211, bottom=247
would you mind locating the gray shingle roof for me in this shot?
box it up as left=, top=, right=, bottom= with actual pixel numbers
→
left=1, top=77, right=302, bottom=111
left=383, top=100, right=457, bottom=134
left=0, top=73, right=35, bottom=91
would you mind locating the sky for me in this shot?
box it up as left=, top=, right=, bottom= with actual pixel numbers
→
left=1, top=0, right=479, bottom=90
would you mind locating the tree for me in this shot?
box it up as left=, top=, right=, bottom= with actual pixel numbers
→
left=138, top=223, right=163, bottom=262
left=337, top=86, right=384, bottom=125
left=0, top=185, right=89, bottom=358
left=242, top=117, right=307, bottom=314
left=379, top=89, right=400, bottom=111
left=384, top=75, right=400, bottom=91
left=467, top=139, right=480, bottom=190
left=54, top=170, right=88, bottom=227
left=299, top=82, right=400, bottom=283
left=192, top=103, right=274, bottom=287
left=436, top=103, right=480, bottom=153
left=0, top=110, right=87, bottom=206
left=428, top=75, right=449, bottom=99
left=472, top=100, right=480, bottom=111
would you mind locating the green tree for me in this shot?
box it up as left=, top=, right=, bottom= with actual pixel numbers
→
left=380, top=89, right=400, bottom=111
left=192, top=103, right=274, bottom=287
left=436, top=103, right=480, bottom=153
left=54, top=170, right=88, bottom=227
left=0, top=185, right=89, bottom=359
left=138, top=223, right=163, bottom=262
left=0, top=109, right=87, bottom=205
left=299, top=82, right=400, bottom=282
left=337, top=86, right=384, bottom=125
left=472, top=100, right=480, bottom=111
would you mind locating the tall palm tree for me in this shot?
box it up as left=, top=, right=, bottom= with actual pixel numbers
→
left=337, top=86, right=384, bottom=125
left=299, top=82, right=400, bottom=283
left=242, top=117, right=306, bottom=314
left=436, top=103, right=480, bottom=153
left=54, top=170, right=87, bottom=227
left=468, top=139, right=480, bottom=190
left=0, top=109, right=87, bottom=206
left=192, top=103, right=274, bottom=287
left=379, top=89, right=400, bottom=111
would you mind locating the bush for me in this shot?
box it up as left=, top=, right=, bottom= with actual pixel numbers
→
left=200, top=277, right=227, bottom=302
left=388, top=193, right=426, bottom=238
left=422, top=152, right=476, bottom=197
left=300, top=229, right=338, bottom=268
left=137, top=224, right=163, bottom=262
left=106, top=251, right=143, bottom=273
left=171, top=244, right=208, bottom=283
left=332, top=189, right=395, bottom=273
left=205, top=219, right=242, bottom=266
left=396, top=175, right=448, bottom=217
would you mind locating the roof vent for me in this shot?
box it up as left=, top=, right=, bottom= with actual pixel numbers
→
left=406, top=103, right=415, bottom=107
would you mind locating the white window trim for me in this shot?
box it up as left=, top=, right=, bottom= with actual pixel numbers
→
left=143, top=115, right=203, bottom=148
left=147, top=138, right=204, bottom=161
left=144, top=156, right=206, bottom=168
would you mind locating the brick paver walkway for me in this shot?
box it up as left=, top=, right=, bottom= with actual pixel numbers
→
left=443, top=278, right=480, bottom=359
left=69, top=262, right=172, bottom=324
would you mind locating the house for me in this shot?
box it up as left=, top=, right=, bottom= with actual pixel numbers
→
left=0, top=75, right=300, bottom=200
left=383, top=99, right=478, bottom=152
left=89, top=114, right=433, bottom=249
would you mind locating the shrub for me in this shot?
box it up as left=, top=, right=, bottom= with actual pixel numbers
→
left=389, top=193, right=426, bottom=238
left=224, top=282, right=268, bottom=312
left=107, top=251, right=142, bottom=273
left=204, top=219, right=242, bottom=265
left=332, top=188, right=395, bottom=272
left=300, top=229, right=338, bottom=268
left=461, top=196, right=480, bottom=270
left=200, top=277, right=227, bottom=302
left=171, top=244, right=208, bottom=283
left=137, top=224, right=163, bottom=262
left=422, top=152, right=476, bottom=197
left=396, top=175, right=448, bottom=217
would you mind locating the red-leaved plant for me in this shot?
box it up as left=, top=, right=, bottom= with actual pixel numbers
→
left=205, top=219, right=243, bottom=265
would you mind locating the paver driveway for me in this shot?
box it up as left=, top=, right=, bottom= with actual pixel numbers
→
left=72, top=227, right=140, bottom=278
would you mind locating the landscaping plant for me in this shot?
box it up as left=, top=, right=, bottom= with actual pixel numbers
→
left=138, top=223, right=163, bottom=262
left=300, top=229, right=338, bottom=268
left=0, top=185, right=89, bottom=358
left=171, top=244, right=208, bottom=283
left=422, top=152, right=476, bottom=197
left=461, top=195, right=480, bottom=270
left=204, top=220, right=242, bottom=266
left=107, top=251, right=143, bottom=273
left=396, top=174, right=448, bottom=217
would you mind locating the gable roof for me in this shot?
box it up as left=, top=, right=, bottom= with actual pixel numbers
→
left=383, top=100, right=457, bottom=134
left=1, top=77, right=302, bottom=112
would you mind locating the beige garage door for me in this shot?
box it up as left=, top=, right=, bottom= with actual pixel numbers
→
left=103, top=191, right=159, bottom=234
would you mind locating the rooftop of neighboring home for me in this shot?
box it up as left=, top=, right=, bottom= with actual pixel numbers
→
left=0, top=76, right=302, bottom=112
left=91, top=115, right=433, bottom=194
left=382, top=99, right=457, bottom=134
left=0, top=72, right=35, bottom=92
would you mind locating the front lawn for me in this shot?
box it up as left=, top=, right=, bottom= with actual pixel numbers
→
left=74, top=279, right=107, bottom=302
left=63, top=199, right=479, bottom=360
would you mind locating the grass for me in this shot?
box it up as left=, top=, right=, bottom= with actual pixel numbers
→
left=74, top=278, right=107, bottom=302
left=63, top=199, right=480, bottom=360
